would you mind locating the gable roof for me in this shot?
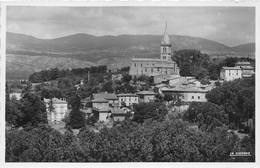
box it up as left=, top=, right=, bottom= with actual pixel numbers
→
left=93, top=93, right=118, bottom=100
left=92, top=98, right=109, bottom=103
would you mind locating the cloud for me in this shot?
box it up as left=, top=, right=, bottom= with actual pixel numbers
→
left=6, top=6, right=255, bottom=46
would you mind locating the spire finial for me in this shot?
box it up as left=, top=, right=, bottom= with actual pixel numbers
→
left=161, top=21, right=171, bottom=45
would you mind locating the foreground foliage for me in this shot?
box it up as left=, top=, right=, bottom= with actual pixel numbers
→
left=6, top=118, right=255, bottom=162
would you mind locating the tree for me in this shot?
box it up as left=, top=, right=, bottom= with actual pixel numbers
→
left=122, top=74, right=132, bottom=83
left=47, top=97, right=55, bottom=124
left=133, top=102, right=168, bottom=123
left=163, top=94, right=173, bottom=105
left=101, top=81, right=113, bottom=93
left=18, top=92, right=48, bottom=127
left=66, top=94, right=86, bottom=129
left=184, top=102, right=228, bottom=130
left=6, top=98, right=22, bottom=128
left=66, top=109, right=86, bottom=129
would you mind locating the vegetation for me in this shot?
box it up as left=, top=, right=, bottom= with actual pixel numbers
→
left=6, top=118, right=254, bottom=162
left=6, top=91, right=48, bottom=128
left=172, top=49, right=255, bottom=80
left=206, top=75, right=255, bottom=131
left=132, top=102, right=168, bottom=123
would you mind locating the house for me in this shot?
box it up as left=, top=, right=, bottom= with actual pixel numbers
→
left=111, top=107, right=126, bottom=121
left=117, top=94, right=139, bottom=107
left=44, top=97, right=68, bottom=124
left=161, top=87, right=208, bottom=103
left=92, top=93, right=119, bottom=107
left=235, top=61, right=254, bottom=77
left=136, top=91, right=156, bottom=102
left=220, top=66, right=242, bottom=81
left=92, top=98, right=111, bottom=121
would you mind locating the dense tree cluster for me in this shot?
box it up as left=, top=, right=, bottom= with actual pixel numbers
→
left=183, top=102, right=228, bottom=131
left=206, top=75, right=255, bottom=130
left=132, top=102, right=168, bottom=123
left=28, top=66, right=107, bottom=83
left=6, top=91, right=48, bottom=128
left=6, top=118, right=254, bottom=162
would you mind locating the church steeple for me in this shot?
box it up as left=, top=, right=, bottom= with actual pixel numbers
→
left=161, top=21, right=171, bottom=45
left=160, top=21, right=172, bottom=61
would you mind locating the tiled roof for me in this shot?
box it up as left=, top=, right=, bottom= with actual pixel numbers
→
left=161, top=86, right=208, bottom=93
left=236, top=61, right=251, bottom=65
left=240, top=66, right=254, bottom=69
left=92, top=98, right=109, bottom=103
left=111, top=108, right=125, bottom=114
left=222, top=66, right=241, bottom=70
left=93, top=93, right=118, bottom=100
left=155, top=83, right=168, bottom=88
left=137, top=91, right=156, bottom=95
left=117, top=94, right=138, bottom=97
left=132, top=58, right=165, bottom=62
left=113, top=116, right=125, bottom=121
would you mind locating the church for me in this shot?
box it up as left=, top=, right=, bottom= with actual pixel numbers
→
left=129, top=22, right=180, bottom=77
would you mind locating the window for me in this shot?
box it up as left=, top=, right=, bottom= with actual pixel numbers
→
left=145, top=69, right=147, bottom=72
left=229, top=73, right=231, bottom=76
left=134, top=63, right=136, bottom=67
left=157, top=68, right=159, bottom=71
left=151, top=69, right=153, bottom=72
left=237, top=73, right=238, bottom=76
left=198, top=96, right=200, bottom=99
left=192, top=96, right=194, bottom=99
left=163, top=47, right=166, bottom=53
left=141, top=64, right=142, bottom=67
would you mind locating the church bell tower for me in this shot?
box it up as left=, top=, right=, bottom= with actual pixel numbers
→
left=160, top=21, right=172, bottom=61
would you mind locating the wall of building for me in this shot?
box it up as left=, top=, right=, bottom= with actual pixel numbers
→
left=108, top=100, right=118, bottom=106
left=140, top=95, right=155, bottom=102
left=46, top=103, right=68, bottom=123
left=118, top=96, right=139, bottom=106
left=224, top=69, right=242, bottom=81
left=99, top=112, right=109, bottom=121
left=183, top=92, right=207, bottom=102
left=92, top=102, right=109, bottom=110
left=129, top=60, right=178, bottom=76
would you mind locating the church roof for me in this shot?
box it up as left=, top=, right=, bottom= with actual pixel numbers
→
left=132, top=58, right=165, bottom=62
left=161, top=21, right=171, bottom=45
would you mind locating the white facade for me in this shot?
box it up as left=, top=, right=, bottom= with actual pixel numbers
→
left=183, top=92, right=207, bottom=102
left=220, top=66, right=242, bottom=81
left=9, top=92, right=22, bottom=100
left=117, top=94, right=139, bottom=106
left=45, top=98, right=68, bottom=124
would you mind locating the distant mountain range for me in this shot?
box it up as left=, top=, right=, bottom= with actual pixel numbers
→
left=6, top=32, right=255, bottom=79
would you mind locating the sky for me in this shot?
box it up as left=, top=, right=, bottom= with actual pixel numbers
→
left=6, top=6, right=255, bottom=47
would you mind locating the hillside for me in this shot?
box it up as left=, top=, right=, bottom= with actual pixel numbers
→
left=6, top=32, right=255, bottom=79
left=231, top=43, right=255, bottom=55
